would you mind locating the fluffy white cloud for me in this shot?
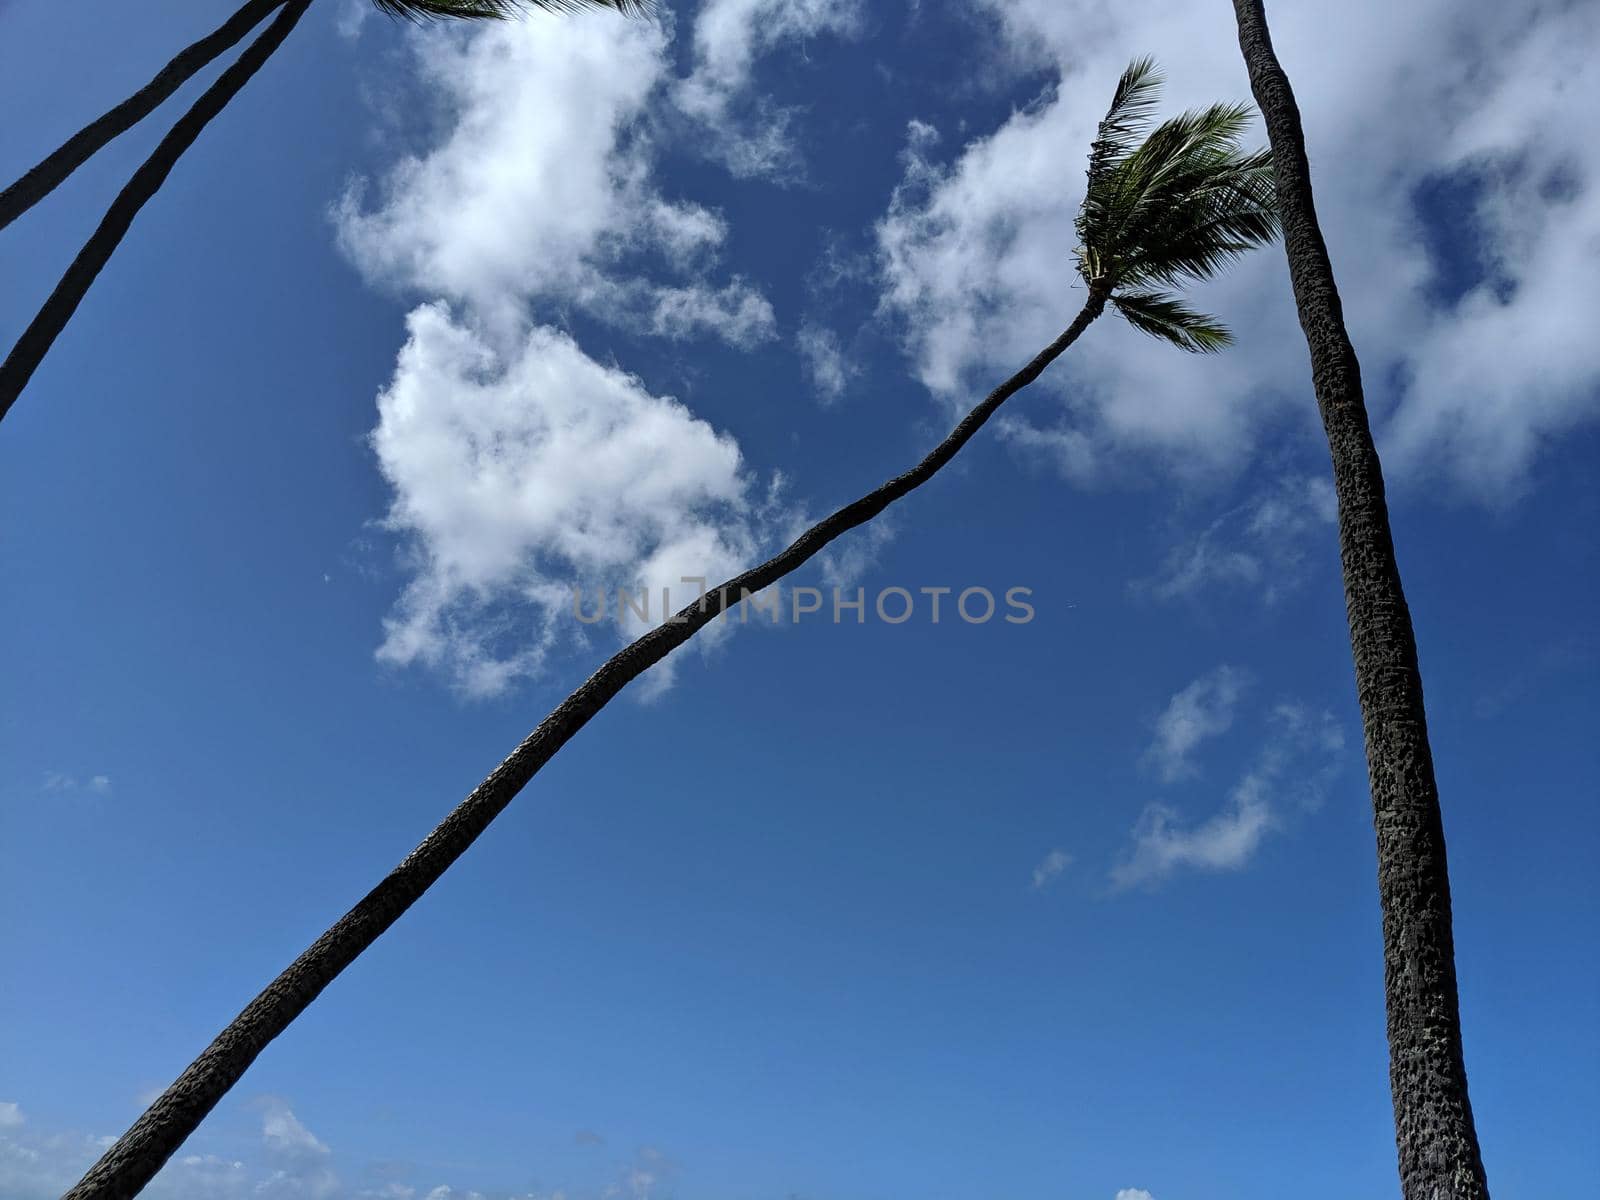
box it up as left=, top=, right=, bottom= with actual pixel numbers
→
left=1114, top=699, right=1345, bottom=890
left=373, top=306, right=772, bottom=697
left=1115, top=1190, right=1155, bottom=1200
left=877, top=0, right=1600, bottom=499
left=338, top=11, right=771, bottom=348
left=0, top=1102, right=21, bottom=1129
left=255, top=1099, right=338, bottom=1199
left=338, top=12, right=807, bottom=695
left=1382, top=10, right=1600, bottom=496
left=676, top=0, right=862, bottom=178
left=1145, top=666, right=1247, bottom=784
left=260, top=1099, right=330, bottom=1160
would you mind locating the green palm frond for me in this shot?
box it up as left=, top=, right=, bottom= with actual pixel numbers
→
left=1076, top=60, right=1279, bottom=308
left=1077, top=56, right=1163, bottom=283
left=372, top=0, right=646, bottom=21
left=1112, top=291, right=1233, bottom=353
left=1085, top=56, right=1163, bottom=185
left=1116, top=166, right=1278, bottom=287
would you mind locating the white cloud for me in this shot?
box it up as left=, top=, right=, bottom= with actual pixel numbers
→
left=254, top=1100, right=339, bottom=1200
left=1112, top=773, right=1276, bottom=890
left=1145, top=666, right=1247, bottom=783
left=1114, top=701, right=1345, bottom=890
left=876, top=0, right=1600, bottom=498
left=339, top=13, right=803, bottom=696
left=41, top=772, right=112, bottom=796
left=1380, top=11, right=1600, bottom=496
left=1031, top=848, right=1072, bottom=890
left=1133, top=475, right=1336, bottom=604
left=1, top=1096, right=635, bottom=1200
left=372, top=306, right=772, bottom=697
left=337, top=11, right=770, bottom=349
left=796, top=323, right=854, bottom=404
left=676, top=0, right=862, bottom=179
left=639, top=279, right=775, bottom=347
left=0, top=1102, right=22, bottom=1129
left=259, top=1100, right=330, bottom=1160
left=1115, top=1190, right=1155, bottom=1200
left=0, top=1098, right=339, bottom=1200
left=815, top=512, right=893, bottom=592
left=334, top=0, right=369, bottom=40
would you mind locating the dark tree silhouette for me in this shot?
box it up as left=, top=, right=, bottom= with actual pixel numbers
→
left=0, top=0, right=288, bottom=233
left=1229, top=3, right=1490, bottom=1196
left=0, top=0, right=644, bottom=429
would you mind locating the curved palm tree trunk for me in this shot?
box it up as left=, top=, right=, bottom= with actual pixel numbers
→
left=64, top=290, right=1109, bottom=1200
left=0, top=0, right=313, bottom=430
left=1228, top=3, right=1489, bottom=1196
left=0, top=0, right=289, bottom=233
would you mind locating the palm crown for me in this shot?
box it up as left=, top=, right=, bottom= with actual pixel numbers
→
left=1075, top=57, right=1279, bottom=352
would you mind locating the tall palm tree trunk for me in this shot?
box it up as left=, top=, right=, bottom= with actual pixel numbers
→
left=0, top=0, right=289, bottom=233
left=0, top=0, right=313, bottom=430
left=64, top=290, right=1109, bottom=1200
left=1228, top=3, right=1489, bottom=1196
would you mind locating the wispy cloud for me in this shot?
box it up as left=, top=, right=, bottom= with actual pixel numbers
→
left=1132, top=476, right=1337, bottom=606
left=796, top=323, right=854, bottom=404
left=1144, top=666, right=1248, bottom=784
left=41, top=772, right=112, bottom=796
left=1113, top=701, right=1345, bottom=890
left=1031, top=848, right=1073, bottom=890
left=675, top=0, right=863, bottom=180
left=0, top=1096, right=669, bottom=1200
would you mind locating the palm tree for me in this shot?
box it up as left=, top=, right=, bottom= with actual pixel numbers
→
left=1227, top=4, right=1490, bottom=1197
left=61, top=60, right=1278, bottom=1199
left=0, top=0, right=287, bottom=234
left=0, top=0, right=643, bottom=429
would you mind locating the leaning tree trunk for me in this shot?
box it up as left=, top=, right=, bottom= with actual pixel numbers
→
left=0, top=0, right=314, bottom=429
left=1228, top=3, right=1489, bottom=1196
left=0, top=0, right=289, bottom=233
left=63, top=292, right=1109, bottom=1200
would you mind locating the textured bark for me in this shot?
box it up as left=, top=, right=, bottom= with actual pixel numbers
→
left=0, top=0, right=289, bottom=233
left=0, top=0, right=313, bottom=429
left=63, top=293, right=1109, bottom=1200
left=1228, top=3, right=1489, bottom=1197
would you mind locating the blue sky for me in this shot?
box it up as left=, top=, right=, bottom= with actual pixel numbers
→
left=1, top=1, right=1597, bottom=1197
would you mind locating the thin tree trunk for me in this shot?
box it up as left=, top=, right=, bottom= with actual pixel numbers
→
left=63, top=290, right=1109, bottom=1200
left=1228, top=3, right=1489, bottom=1196
left=0, top=0, right=313, bottom=430
left=0, top=0, right=289, bottom=233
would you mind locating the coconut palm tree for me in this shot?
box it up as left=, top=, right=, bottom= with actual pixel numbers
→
left=0, top=0, right=643, bottom=429
left=61, top=60, right=1278, bottom=1199
left=1227, top=4, right=1490, bottom=1197
left=0, top=0, right=287, bottom=234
